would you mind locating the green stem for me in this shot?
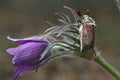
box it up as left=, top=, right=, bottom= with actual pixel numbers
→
left=94, top=56, right=120, bottom=80
left=52, top=44, right=120, bottom=80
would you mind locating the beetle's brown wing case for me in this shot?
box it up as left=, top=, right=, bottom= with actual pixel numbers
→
left=80, top=23, right=95, bottom=51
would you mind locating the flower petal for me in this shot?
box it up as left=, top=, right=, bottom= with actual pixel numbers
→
left=7, top=48, right=18, bottom=56
left=14, top=66, right=35, bottom=80
left=12, top=42, right=49, bottom=66
left=7, top=36, right=48, bottom=44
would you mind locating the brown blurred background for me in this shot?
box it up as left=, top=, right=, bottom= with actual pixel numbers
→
left=0, top=0, right=120, bottom=80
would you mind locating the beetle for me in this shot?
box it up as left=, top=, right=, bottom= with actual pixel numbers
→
left=76, top=10, right=96, bottom=52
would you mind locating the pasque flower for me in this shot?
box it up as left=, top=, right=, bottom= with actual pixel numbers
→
left=6, top=36, right=51, bottom=80
left=6, top=6, right=120, bottom=80
left=6, top=6, right=97, bottom=80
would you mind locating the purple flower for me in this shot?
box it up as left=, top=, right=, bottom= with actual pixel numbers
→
left=6, top=36, right=51, bottom=80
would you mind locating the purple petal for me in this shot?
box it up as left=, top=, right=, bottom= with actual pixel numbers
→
left=14, top=66, right=35, bottom=80
left=13, top=52, right=51, bottom=80
left=11, top=42, right=48, bottom=66
left=7, top=48, right=18, bottom=56
left=7, top=37, right=51, bottom=80
left=7, top=36, right=48, bottom=44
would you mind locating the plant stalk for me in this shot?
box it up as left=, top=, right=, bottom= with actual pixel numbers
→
left=94, top=56, right=120, bottom=80
left=53, top=44, right=120, bottom=80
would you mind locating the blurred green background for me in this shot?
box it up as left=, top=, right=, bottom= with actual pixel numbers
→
left=0, top=0, right=120, bottom=80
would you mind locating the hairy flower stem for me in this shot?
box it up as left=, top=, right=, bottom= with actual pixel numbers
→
left=94, top=56, right=120, bottom=80
left=53, top=44, right=120, bottom=79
